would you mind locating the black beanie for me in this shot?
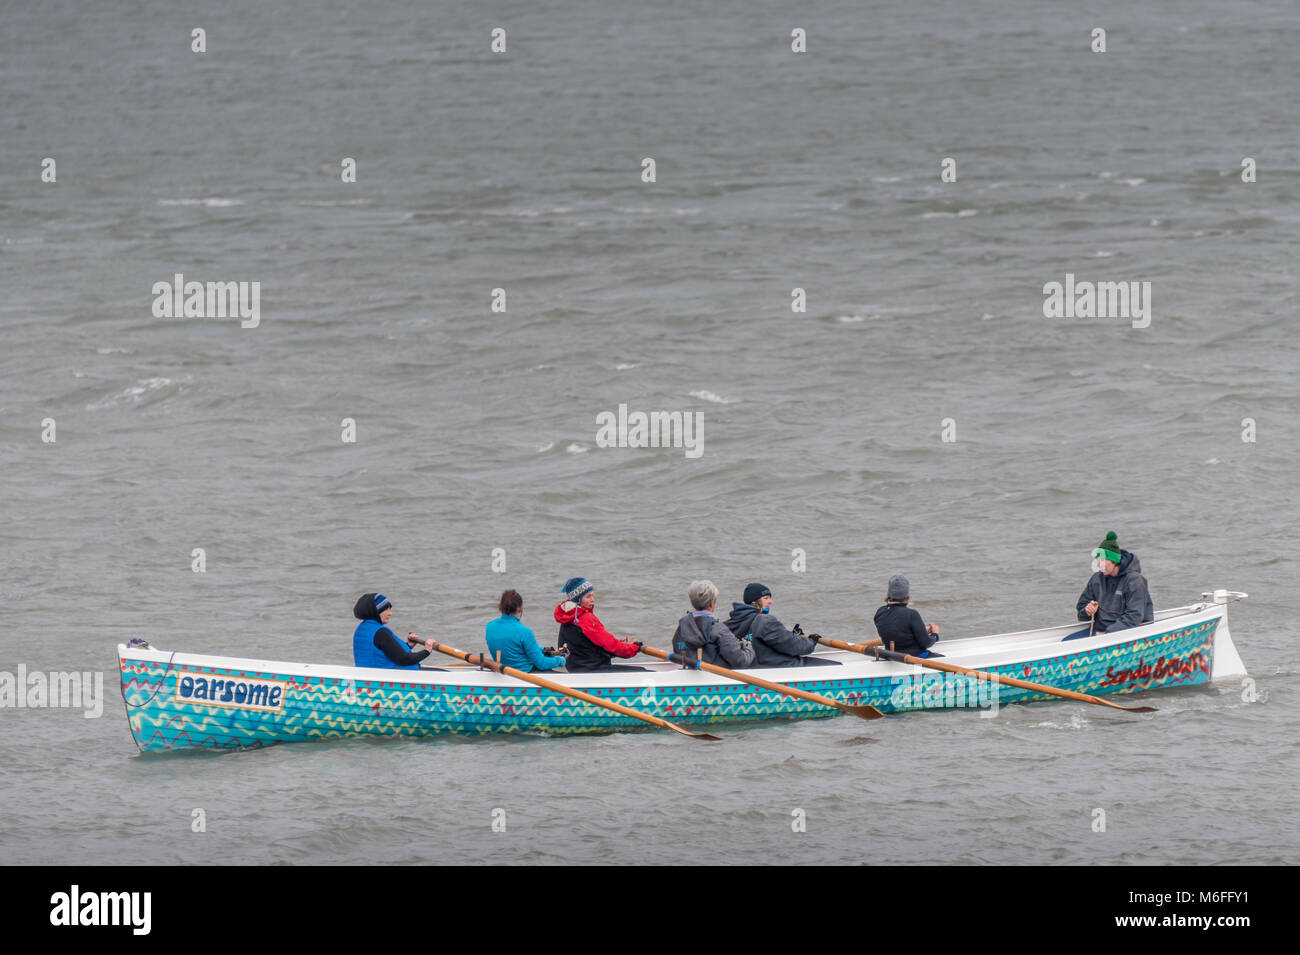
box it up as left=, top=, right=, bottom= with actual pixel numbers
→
left=743, top=582, right=772, bottom=604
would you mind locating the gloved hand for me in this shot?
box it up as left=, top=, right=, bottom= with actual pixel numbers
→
left=808, top=633, right=823, bottom=643
left=542, top=646, right=560, bottom=657
left=792, top=623, right=804, bottom=635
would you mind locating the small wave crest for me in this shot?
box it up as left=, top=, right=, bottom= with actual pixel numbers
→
left=158, top=198, right=244, bottom=207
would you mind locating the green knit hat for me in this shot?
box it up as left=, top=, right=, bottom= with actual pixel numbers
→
left=1092, top=531, right=1122, bottom=565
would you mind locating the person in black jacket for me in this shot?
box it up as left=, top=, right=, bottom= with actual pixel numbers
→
left=1077, top=531, right=1155, bottom=633
left=724, top=583, right=823, bottom=667
left=873, top=575, right=942, bottom=657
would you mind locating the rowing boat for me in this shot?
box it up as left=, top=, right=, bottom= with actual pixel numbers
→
left=118, top=591, right=1248, bottom=753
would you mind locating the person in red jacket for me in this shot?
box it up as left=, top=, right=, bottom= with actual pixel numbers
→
left=554, top=577, right=644, bottom=672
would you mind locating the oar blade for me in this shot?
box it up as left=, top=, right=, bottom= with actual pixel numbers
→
left=664, top=720, right=721, bottom=741
left=842, top=703, right=885, bottom=720
left=1087, top=693, right=1157, bottom=713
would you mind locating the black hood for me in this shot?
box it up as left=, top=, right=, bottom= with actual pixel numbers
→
left=354, top=593, right=381, bottom=621
left=1117, top=550, right=1143, bottom=578
left=726, top=602, right=760, bottom=628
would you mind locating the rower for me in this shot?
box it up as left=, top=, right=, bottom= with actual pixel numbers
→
left=352, top=593, right=436, bottom=669
left=672, top=580, right=755, bottom=668
left=873, top=575, right=942, bottom=657
left=723, top=583, right=823, bottom=667
left=486, top=589, right=567, bottom=673
left=553, top=577, right=645, bottom=672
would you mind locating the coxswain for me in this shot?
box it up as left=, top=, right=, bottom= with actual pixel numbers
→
left=1077, top=531, right=1154, bottom=633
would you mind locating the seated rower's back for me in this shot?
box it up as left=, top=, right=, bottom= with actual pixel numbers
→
left=485, top=589, right=567, bottom=673
left=672, top=580, right=755, bottom=668
left=873, top=575, right=941, bottom=658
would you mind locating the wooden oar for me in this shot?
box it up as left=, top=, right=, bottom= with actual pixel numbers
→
left=416, top=639, right=721, bottom=740
left=636, top=645, right=883, bottom=720
left=819, top=637, right=1157, bottom=713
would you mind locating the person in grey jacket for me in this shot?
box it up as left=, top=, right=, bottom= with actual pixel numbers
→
left=1077, top=531, right=1155, bottom=633
left=671, top=580, right=756, bottom=668
left=724, top=583, right=822, bottom=667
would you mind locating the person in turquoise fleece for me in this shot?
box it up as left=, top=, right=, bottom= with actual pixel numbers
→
left=485, top=589, right=568, bottom=672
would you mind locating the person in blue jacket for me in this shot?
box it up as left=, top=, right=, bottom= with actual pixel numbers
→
left=352, top=593, right=435, bottom=670
left=486, top=590, right=567, bottom=672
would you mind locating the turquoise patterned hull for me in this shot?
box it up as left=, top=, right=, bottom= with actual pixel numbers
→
left=120, top=605, right=1236, bottom=753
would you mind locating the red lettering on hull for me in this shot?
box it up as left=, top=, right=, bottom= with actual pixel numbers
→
left=1099, top=651, right=1210, bottom=688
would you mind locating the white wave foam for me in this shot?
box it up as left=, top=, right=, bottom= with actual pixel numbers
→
left=536, top=442, right=554, bottom=453
left=614, top=363, right=639, bottom=370
left=689, top=390, right=737, bottom=404
left=158, top=198, right=244, bottom=207
left=565, top=443, right=589, bottom=454
left=87, top=377, right=175, bottom=410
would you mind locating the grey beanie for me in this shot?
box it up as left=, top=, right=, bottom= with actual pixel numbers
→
left=887, top=574, right=910, bottom=601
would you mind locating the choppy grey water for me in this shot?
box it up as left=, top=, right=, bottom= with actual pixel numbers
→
left=2, top=0, right=1298, bottom=865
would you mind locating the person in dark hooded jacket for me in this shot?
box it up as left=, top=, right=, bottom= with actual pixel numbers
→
left=724, top=583, right=823, bottom=667
left=352, top=592, right=435, bottom=670
left=874, top=574, right=941, bottom=657
left=1076, top=531, right=1155, bottom=633
left=671, top=580, right=755, bottom=668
